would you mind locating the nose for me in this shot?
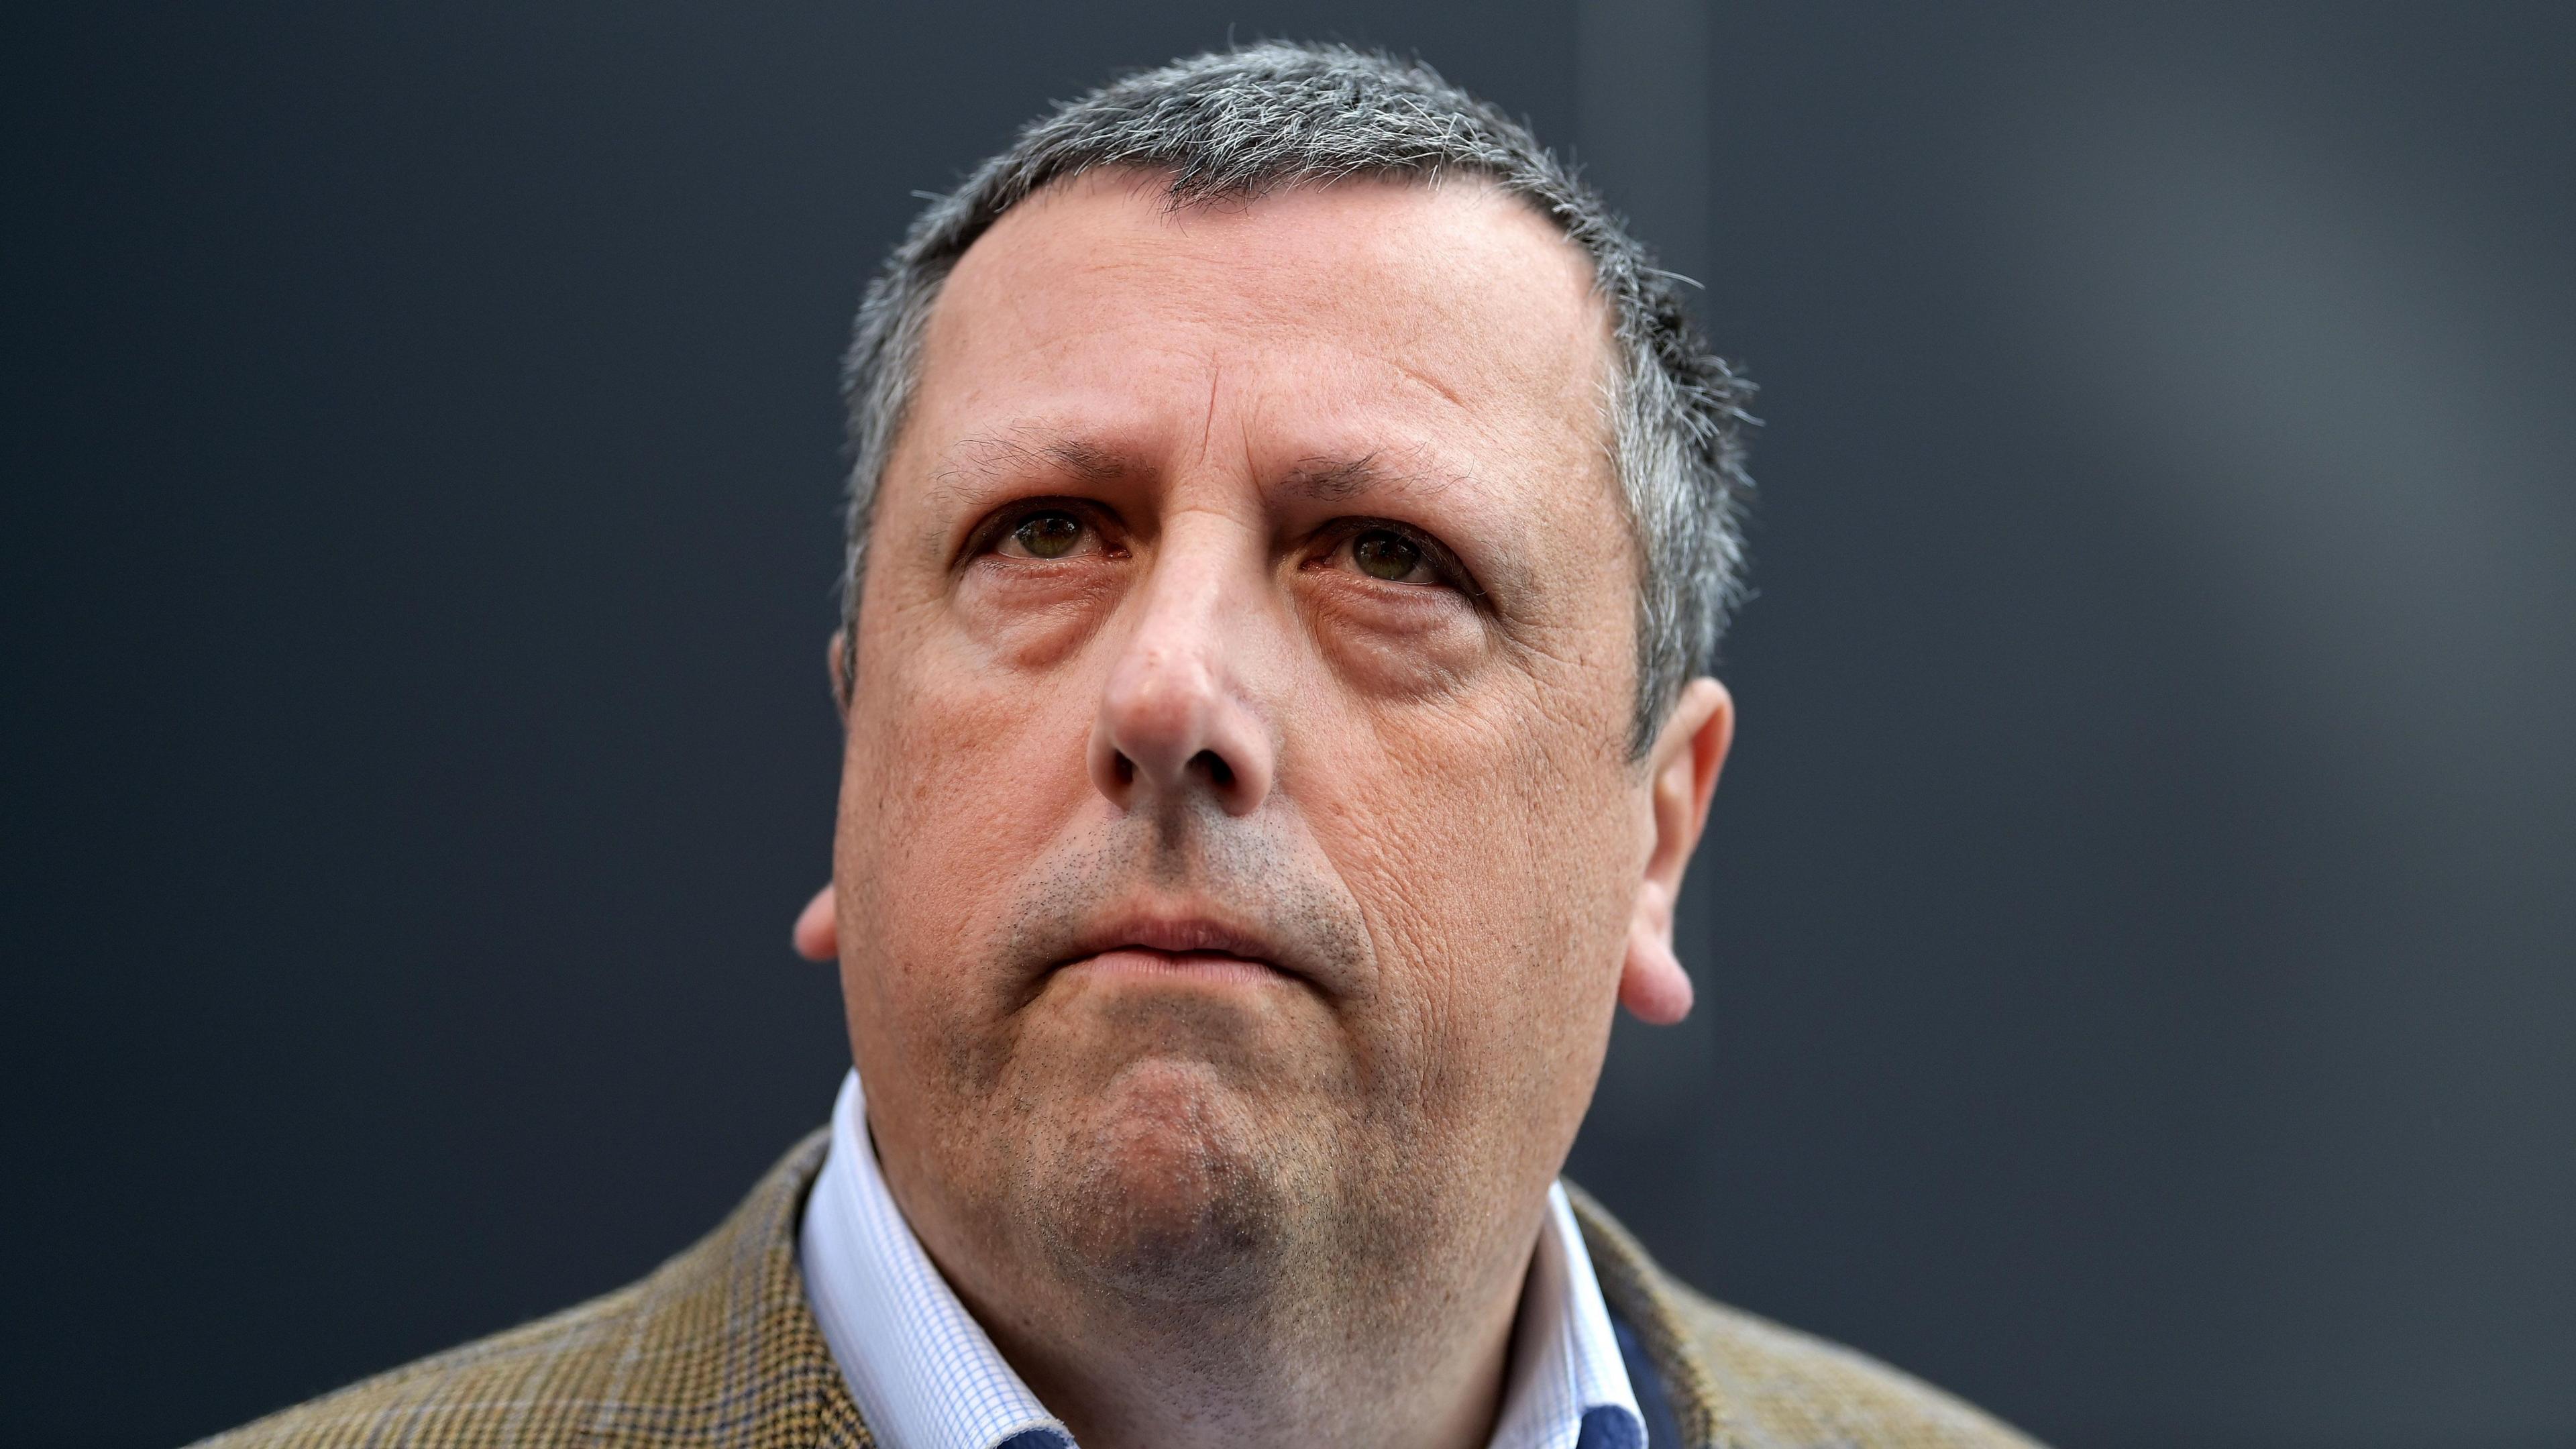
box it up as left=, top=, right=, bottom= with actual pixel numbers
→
left=1087, top=526, right=1275, bottom=817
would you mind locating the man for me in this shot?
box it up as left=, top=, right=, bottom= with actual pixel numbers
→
left=202, top=44, right=2039, bottom=1449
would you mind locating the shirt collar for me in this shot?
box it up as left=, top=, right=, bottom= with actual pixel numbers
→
left=798, top=1068, right=1644, bottom=1449
left=798, top=1071, right=1069, bottom=1449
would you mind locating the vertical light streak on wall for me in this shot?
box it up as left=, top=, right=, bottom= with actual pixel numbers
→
left=2020, top=77, right=2576, bottom=1446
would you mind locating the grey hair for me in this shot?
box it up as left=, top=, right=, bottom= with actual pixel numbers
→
left=837, top=42, right=1754, bottom=753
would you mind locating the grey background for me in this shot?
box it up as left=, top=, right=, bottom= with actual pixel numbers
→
left=5, top=5, right=2571, bottom=1447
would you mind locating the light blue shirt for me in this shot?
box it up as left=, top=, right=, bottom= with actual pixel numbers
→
left=797, top=1069, right=1646, bottom=1449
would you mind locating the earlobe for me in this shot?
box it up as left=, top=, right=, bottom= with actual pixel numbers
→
left=1619, top=883, right=1696, bottom=1024
left=1618, top=678, right=1734, bottom=1025
left=792, top=884, right=838, bottom=962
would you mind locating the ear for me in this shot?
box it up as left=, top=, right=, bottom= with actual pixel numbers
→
left=827, top=629, right=851, bottom=714
left=795, top=630, right=851, bottom=964
left=792, top=883, right=838, bottom=962
left=1619, top=677, right=1734, bottom=1024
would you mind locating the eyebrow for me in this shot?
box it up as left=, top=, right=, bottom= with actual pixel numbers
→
left=941, top=429, right=1466, bottom=504
left=1036, top=437, right=1130, bottom=484
left=1278, top=450, right=1462, bottom=503
left=936, top=431, right=1138, bottom=491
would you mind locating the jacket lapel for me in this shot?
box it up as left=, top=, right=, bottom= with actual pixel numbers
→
left=1568, top=1182, right=1728, bottom=1449
left=623, top=1128, right=874, bottom=1449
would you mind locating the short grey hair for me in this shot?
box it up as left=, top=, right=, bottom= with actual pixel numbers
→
left=838, top=42, right=1754, bottom=753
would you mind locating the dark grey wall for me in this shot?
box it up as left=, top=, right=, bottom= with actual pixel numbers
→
left=6, top=6, right=2570, bottom=1448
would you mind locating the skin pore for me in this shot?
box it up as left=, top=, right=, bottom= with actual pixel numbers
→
left=794, top=170, right=1733, bottom=1449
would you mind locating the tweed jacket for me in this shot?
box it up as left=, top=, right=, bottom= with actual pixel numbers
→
left=196, top=1131, right=2041, bottom=1449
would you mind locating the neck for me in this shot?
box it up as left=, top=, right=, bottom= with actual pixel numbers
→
left=957, top=1224, right=1536, bottom=1449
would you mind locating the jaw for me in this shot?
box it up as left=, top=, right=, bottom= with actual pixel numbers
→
left=996, top=979, right=1351, bottom=1303
left=1032, top=1056, right=1295, bottom=1305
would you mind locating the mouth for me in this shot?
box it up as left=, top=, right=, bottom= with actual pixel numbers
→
left=1052, top=914, right=1301, bottom=989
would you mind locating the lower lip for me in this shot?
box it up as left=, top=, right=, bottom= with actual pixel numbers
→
left=1062, top=948, right=1288, bottom=987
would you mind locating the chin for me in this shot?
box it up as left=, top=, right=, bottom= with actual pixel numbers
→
left=1030, top=1056, right=1302, bottom=1307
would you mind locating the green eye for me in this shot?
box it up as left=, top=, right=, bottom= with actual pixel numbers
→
left=1012, top=511, right=1084, bottom=558
left=1352, top=529, right=1424, bottom=581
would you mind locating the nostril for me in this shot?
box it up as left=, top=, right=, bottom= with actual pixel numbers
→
left=1113, top=752, right=1136, bottom=786
left=1191, top=750, right=1234, bottom=790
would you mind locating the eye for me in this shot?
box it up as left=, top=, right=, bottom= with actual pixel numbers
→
left=991, top=508, right=1097, bottom=560
left=1326, top=523, right=1468, bottom=590
left=1352, top=529, right=1426, bottom=581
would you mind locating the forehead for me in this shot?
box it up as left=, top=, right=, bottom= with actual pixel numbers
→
left=909, top=170, right=1615, bottom=488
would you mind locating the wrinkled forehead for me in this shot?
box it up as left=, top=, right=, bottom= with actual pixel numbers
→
left=903, top=168, right=1621, bottom=496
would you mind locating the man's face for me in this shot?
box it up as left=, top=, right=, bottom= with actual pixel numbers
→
left=833, top=171, right=1696, bottom=1316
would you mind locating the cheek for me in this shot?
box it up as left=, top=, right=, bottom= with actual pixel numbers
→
left=1307, top=686, right=1638, bottom=1091
left=836, top=621, right=1097, bottom=1045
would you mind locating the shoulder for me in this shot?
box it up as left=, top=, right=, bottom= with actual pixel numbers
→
left=189, top=1278, right=659, bottom=1449
left=1565, top=1183, right=2045, bottom=1449
left=190, top=1129, right=861, bottom=1449
left=1659, top=1279, right=2044, bottom=1449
